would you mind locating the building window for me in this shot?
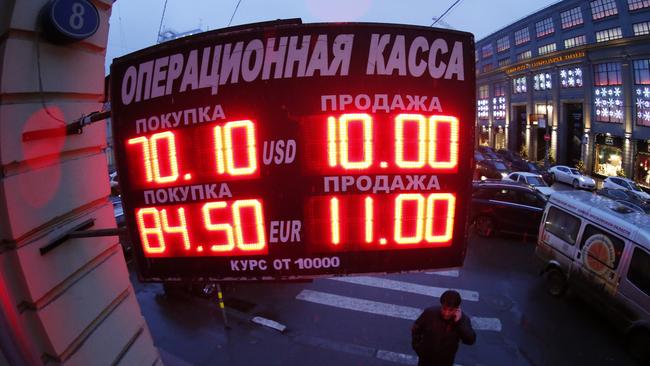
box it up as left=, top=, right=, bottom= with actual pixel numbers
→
left=560, top=67, right=583, bottom=88
left=482, top=63, right=494, bottom=73
left=496, top=36, right=510, bottom=53
left=628, top=0, right=650, bottom=11
left=513, top=76, right=527, bottom=94
left=564, top=35, right=587, bottom=49
left=594, top=63, right=623, bottom=122
left=634, top=60, right=650, bottom=126
left=538, top=43, right=557, bottom=55
left=478, top=85, right=489, bottom=120
left=481, top=44, right=494, bottom=58
left=591, top=0, right=618, bottom=20
left=536, top=17, right=555, bottom=38
left=561, top=7, right=584, bottom=29
left=515, top=27, right=530, bottom=45
left=633, top=21, right=650, bottom=36
left=594, top=62, right=622, bottom=85
left=534, top=72, right=552, bottom=91
left=492, top=83, right=506, bottom=120
left=517, top=50, right=532, bottom=61
left=596, top=27, right=623, bottom=42
left=498, top=57, right=511, bottom=67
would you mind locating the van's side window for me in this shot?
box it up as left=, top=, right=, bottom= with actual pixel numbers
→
left=579, top=225, right=625, bottom=270
left=628, top=247, right=650, bottom=296
left=544, top=207, right=581, bottom=245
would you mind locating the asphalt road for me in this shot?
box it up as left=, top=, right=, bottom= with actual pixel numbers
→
left=130, top=222, right=637, bottom=366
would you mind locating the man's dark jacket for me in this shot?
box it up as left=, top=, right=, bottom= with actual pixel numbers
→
left=411, top=306, right=476, bottom=366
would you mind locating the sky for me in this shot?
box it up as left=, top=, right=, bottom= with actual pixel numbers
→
left=105, top=0, right=560, bottom=74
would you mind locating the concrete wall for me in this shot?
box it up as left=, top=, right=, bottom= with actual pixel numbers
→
left=0, top=1, right=160, bottom=364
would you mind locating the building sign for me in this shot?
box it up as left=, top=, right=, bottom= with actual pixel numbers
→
left=505, top=50, right=585, bottom=74
left=110, top=21, right=475, bottom=281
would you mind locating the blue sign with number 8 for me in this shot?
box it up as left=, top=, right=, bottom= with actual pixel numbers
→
left=41, top=0, right=99, bottom=41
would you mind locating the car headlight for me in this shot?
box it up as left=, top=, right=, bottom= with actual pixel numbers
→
left=501, top=172, right=508, bottom=178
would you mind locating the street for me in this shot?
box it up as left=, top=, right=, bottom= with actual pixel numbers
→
left=129, top=195, right=637, bottom=366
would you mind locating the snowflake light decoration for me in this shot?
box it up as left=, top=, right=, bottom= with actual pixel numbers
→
left=594, top=86, right=623, bottom=123
left=636, top=87, right=650, bottom=126
left=560, top=67, right=582, bottom=89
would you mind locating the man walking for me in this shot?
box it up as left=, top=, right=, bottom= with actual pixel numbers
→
left=411, top=290, right=476, bottom=366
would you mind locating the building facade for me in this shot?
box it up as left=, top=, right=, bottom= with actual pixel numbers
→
left=475, top=0, right=650, bottom=188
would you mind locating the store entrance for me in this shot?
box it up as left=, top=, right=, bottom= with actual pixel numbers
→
left=513, top=105, right=527, bottom=156
left=565, top=103, right=583, bottom=166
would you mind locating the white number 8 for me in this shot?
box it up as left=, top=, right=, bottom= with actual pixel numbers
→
left=69, top=3, right=85, bottom=30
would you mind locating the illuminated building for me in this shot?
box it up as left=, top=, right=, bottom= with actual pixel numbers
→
left=475, top=0, right=650, bottom=187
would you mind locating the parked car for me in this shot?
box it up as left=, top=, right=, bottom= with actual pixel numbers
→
left=471, top=180, right=547, bottom=237
left=548, top=165, right=596, bottom=190
left=474, top=150, right=486, bottom=162
left=603, top=177, right=650, bottom=202
left=477, top=146, right=501, bottom=160
left=525, top=161, right=554, bottom=185
left=536, top=191, right=650, bottom=363
left=495, top=149, right=527, bottom=170
left=597, top=188, right=650, bottom=214
left=475, top=159, right=511, bottom=180
left=504, top=172, right=554, bottom=197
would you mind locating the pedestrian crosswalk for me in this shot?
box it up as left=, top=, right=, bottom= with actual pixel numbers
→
left=295, top=269, right=502, bottom=332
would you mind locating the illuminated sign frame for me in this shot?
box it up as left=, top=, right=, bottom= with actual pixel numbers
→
left=110, top=20, right=475, bottom=281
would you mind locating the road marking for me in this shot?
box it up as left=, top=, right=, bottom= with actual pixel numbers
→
left=425, top=269, right=460, bottom=277
left=296, top=289, right=501, bottom=331
left=328, top=276, right=478, bottom=302
left=251, top=316, right=286, bottom=332
left=375, top=350, right=418, bottom=365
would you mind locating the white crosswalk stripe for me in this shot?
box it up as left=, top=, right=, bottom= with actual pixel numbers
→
left=296, top=289, right=502, bottom=331
left=327, top=276, right=479, bottom=302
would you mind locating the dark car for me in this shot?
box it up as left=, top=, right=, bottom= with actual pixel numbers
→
left=596, top=188, right=650, bottom=214
left=475, top=159, right=511, bottom=180
left=471, top=180, right=548, bottom=238
left=496, top=149, right=525, bottom=165
left=477, top=146, right=501, bottom=160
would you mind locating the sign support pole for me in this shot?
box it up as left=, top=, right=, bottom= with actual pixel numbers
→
left=216, top=283, right=230, bottom=330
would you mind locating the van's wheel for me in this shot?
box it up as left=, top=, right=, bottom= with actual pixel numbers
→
left=474, top=216, right=495, bottom=237
left=572, top=179, right=580, bottom=189
left=627, top=329, right=650, bottom=363
left=543, top=268, right=567, bottom=297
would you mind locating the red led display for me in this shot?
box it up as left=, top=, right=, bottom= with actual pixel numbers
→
left=135, top=199, right=267, bottom=257
left=110, top=21, right=475, bottom=281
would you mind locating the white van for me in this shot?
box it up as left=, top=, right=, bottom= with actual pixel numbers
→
left=536, top=191, right=650, bottom=362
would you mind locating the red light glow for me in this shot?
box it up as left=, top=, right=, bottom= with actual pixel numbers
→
left=429, top=116, right=459, bottom=170
left=395, top=114, right=427, bottom=169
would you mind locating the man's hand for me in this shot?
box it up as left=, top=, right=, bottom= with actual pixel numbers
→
left=454, top=307, right=462, bottom=322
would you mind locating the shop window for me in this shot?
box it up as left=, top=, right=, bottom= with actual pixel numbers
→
left=536, top=17, right=555, bottom=38
left=538, top=43, right=557, bottom=55
left=580, top=224, right=625, bottom=271
left=595, top=143, right=624, bottom=176
left=515, top=27, right=530, bottom=45
left=534, top=72, right=552, bottom=91
left=479, top=126, right=490, bottom=146
left=635, top=148, right=650, bottom=187
left=544, top=207, right=581, bottom=245
left=494, top=126, right=506, bottom=150
left=590, top=0, right=618, bottom=20
left=560, top=67, right=583, bottom=88
left=596, top=27, right=622, bottom=42
left=517, top=50, right=532, bottom=61
left=628, top=0, right=650, bottom=11
left=561, top=7, right=584, bottom=29
left=513, top=76, right=527, bottom=94
left=633, top=21, right=650, bottom=36
left=478, top=85, right=489, bottom=120
left=634, top=60, right=650, bottom=126
left=564, top=35, right=587, bottom=49
left=496, top=36, right=510, bottom=53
